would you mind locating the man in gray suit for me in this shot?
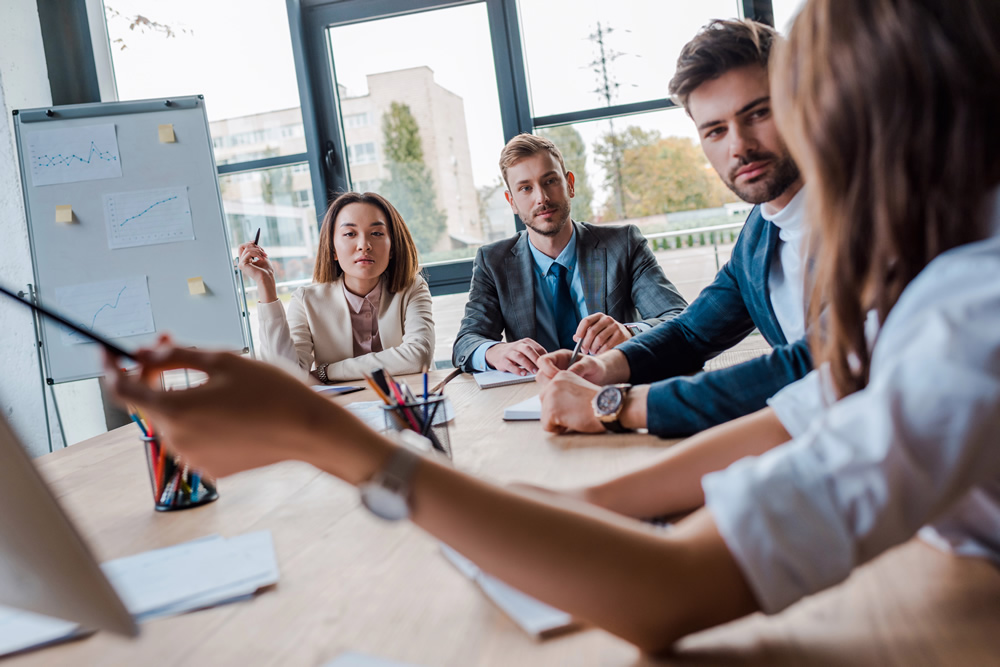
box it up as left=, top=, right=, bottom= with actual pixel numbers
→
left=452, top=134, right=687, bottom=376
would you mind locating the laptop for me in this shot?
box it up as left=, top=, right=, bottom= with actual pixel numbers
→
left=0, top=414, right=137, bottom=636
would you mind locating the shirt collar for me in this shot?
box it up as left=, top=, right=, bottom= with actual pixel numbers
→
left=527, top=223, right=577, bottom=276
left=343, top=279, right=382, bottom=314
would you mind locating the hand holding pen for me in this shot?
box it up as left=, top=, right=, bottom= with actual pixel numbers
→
left=235, top=228, right=279, bottom=302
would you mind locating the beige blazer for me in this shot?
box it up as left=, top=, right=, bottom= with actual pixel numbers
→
left=256, top=275, right=435, bottom=382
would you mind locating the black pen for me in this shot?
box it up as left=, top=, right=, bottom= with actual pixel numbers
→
left=250, top=227, right=261, bottom=263
left=568, top=338, right=584, bottom=367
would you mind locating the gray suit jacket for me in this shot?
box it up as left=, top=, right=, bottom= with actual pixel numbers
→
left=452, top=221, right=687, bottom=371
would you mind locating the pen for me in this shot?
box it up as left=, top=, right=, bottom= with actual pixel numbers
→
left=250, top=227, right=261, bottom=263
left=430, top=368, right=461, bottom=395
left=422, top=370, right=429, bottom=424
left=568, top=338, right=584, bottom=367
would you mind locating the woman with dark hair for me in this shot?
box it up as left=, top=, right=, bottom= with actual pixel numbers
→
left=237, top=192, right=434, bottom=382
left=108, top=0, right=1000, bottom=652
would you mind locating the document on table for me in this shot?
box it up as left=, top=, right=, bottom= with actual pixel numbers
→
left=102, top=530, right=279, bottom=622
left=324, top=652, right=423, bottom=667
left=503, top=395, right=541, bottom=421
left=439, top=544, right=576, bottom=638
left=0, top=531, right=278, bottom=657
left=473, top=370, right=536, bottom=389
left=0, top=606, right=85, bottom=657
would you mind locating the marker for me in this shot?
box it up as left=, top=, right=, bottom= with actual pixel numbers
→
left=250, top=227, right=261, bottom=263
left=568, top=338, right=584, bottom=368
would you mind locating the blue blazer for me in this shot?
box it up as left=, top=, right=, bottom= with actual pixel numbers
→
left=617, top=206, right=813, bottom=437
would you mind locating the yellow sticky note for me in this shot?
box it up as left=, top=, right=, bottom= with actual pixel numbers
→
left=55, top=205, right=74, bottom=223
left=158, top=124, right=176, bottom=143
left=187, top=277, right=206, bottom=295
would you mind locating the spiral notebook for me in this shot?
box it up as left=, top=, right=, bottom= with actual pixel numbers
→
left=473, top=370, right=536, bottom=389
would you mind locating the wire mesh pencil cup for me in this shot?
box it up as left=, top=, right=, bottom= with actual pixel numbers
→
left=141, top=434, right=219, bottom=511
left=381, top=395, right=452, bottom=459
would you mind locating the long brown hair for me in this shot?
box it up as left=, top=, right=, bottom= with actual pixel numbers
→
left=313, top=192, right=420, bottom=294
left=772, top=0, right=1000, bottom=397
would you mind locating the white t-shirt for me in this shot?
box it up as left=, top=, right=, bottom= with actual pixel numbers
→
left=703, top=189, right=1000, bottom=614
left=761, top=187, right=809, bottom=343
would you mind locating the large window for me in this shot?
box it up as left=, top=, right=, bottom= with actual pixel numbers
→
left=97, top=0, right=776, bottom=366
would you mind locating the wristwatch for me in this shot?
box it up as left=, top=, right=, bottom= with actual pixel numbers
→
left=592, top=384, right=632, bottom=433
left=315, top=362, right=330, bottom=384
left=358, top=430, right=433, bottom=521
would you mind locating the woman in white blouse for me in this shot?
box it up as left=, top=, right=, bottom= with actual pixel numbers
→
left=107, top=0, right=1000, bottom=653
left=236, top=192, right=434, bottom=382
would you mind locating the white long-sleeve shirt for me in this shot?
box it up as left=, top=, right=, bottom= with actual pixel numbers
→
left=702, top=194, right=1000, bottom=614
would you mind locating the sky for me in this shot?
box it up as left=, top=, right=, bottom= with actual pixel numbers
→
left=103, top=0, right=805, bottom=209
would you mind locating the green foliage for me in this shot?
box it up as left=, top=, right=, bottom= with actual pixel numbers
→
left=594, top=126, right=740, bottom=221
left=538, top=126, right=595, bottom=222
left=380, top=102, right=446, bottom=253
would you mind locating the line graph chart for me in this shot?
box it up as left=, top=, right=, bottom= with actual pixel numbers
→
left=54, top=276, right=155, bottom=345
left=104, top=187, right=195, bottom=249
left=27, top=123, right=123, bottom=186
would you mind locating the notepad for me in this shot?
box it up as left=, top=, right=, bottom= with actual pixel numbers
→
left=0, top=606, right=84, bottom=658
left=312, top=384, right=364, bottom=397
left=503, top=395, right=541, bottom=421
left=439, top=544, right=577, bottom=638
left=473, top=370, right=536, bottom=389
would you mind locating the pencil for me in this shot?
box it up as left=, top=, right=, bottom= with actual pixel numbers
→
left=430, top=368, right=461, bottom=395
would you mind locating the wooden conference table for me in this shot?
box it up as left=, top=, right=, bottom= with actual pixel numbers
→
left=17, top=368, right=1000, bottom=666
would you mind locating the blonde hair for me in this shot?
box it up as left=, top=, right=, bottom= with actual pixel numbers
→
left=498, top=134, right=567, bottom=188
left=313, top=192, right=420, bottom=294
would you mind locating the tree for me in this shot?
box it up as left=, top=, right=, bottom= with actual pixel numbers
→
left=380, top=102, right=446, bottom=253
left=594, top=127, right=739, bottom=220
left=538, top=126, right=595, bottom=222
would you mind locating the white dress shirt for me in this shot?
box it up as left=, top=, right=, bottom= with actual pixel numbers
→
left=702, top=191, right=1000, bottom=614
left=761, top=186, right=808, bottom=343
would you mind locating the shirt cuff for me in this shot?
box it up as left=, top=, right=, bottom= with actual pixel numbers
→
left=256, top=298, right=285, bottom=321
left=471, top=341, right=500, bottom=372
left=766, top=367, right=835, bottom=438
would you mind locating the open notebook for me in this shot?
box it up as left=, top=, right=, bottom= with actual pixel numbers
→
left=473, top=370, right=536, bottom=389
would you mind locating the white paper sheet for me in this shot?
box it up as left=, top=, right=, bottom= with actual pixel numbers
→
left=503, top=395, right=541, bottom=421
left=54, top=275, right=155, bottom=345
left=439, top=544, right=574, bottom=638
left=104, top=186, right=195, bottom=249
left=26, top=123, right=122, bottom=187
left=0, top=605, right=82, bottom=657
left=102, top=531, right=279, bottom=622
left=324, top=652, right=422, bottom=667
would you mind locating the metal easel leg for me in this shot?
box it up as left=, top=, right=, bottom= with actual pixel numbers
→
left=22, top=284, right=66, bottom=452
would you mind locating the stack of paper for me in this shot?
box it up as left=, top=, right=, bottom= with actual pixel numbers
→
left=102, top=531, right=279, bottom=622
left=439, top=544, right=576, bottom=638
left=0, top=531, right=279, bottom=658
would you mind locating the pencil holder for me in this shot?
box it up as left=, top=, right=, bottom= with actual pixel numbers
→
left=141, top=434, right=219, bottom=512
left=381, top=395, right=452, bottom=459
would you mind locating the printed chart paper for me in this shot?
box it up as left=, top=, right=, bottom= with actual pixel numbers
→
left=54, top=276, right=155, bottom=345
left=104, top=186, right=195, bottom=249
left=27, top=123, right=122, bottom=187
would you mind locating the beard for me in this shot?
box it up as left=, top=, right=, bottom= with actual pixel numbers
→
left=521, top=200, right=572, bottom=236
left=724, top=149, right=801, bottom=205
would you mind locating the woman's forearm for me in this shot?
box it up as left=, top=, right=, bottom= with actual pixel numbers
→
left=305, top=420, right=757, bottom=652
left=585, top=408, right=790, bottom=519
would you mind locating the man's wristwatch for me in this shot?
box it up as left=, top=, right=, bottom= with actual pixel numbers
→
left=315, top=362, right=330, bottom=384
left=358, top=430, right=434, bottom=521
left=592, top=383, right=632, bottom=433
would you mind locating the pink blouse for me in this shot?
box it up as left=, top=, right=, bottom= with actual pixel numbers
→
left=343, top=281, right=384, bottom=357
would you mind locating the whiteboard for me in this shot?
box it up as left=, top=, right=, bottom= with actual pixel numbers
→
left=14, top=96, right=249, bottom=383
